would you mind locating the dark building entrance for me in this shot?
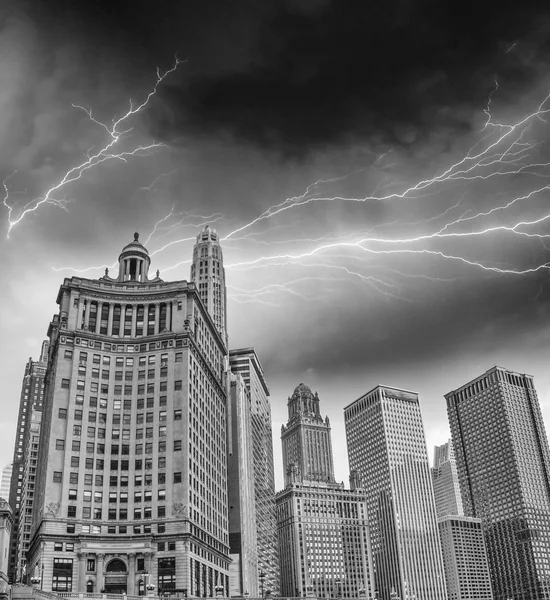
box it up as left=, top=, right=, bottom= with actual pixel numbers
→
left=105, top=558, right=128, bottom=594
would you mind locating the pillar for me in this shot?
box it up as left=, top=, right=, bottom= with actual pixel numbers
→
left=131, top=305, right=138, bottom=338
left=78, top=553, right=87, bottom=592
left=95, top=302, right=103, bottom=334
left=121, top=304, right=127, bottom=337
left=76, top=298, right=85, bottom=330
left=154, top=304, right=160, bottom=335
left=143, top=304, right=149, bottom=337
left=166, top=302, right=172, bottom=332
left=128, top=554, right=136, bottom=596
left=107, top=304, right=114, bottom=336
left=84, top=299, right=91, bottom=330
left=97, top=553, right=105, bottom=592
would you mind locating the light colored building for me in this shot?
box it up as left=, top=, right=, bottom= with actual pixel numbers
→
left=344, top=385, right=448, bottom=600
left=438, top=516, right=493, bottom=600
left=281, top=383, right=335, bottom=486
left=227, top=372, right=258, bottom=597
left=0, top=464, right=12, bottom=502
left=277, top=383, right=374, bottom=599
left=446, top=366, right=550, bottom=600
left=190, top=224, right=227, bottom=344
left=27, top=232, right=230, bottom=596
left=8, top=341, right=49, bottom=583
left=0, top=500, right=14, bottom=600
left=431, top=440, right=464, bottom=519
left=229, top=348, right=280, bottom=596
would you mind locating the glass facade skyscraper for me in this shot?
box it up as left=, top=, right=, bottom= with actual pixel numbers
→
left=431, top=440, right=464, bottom=519
left=344, top=385, right=447, bottom=600
left=446, top=366, right=550, bottom=600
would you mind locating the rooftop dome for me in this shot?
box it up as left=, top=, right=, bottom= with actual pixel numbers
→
left=120, top=232, right=149, bottom=256
left=293, top=383, right=312, bottom=395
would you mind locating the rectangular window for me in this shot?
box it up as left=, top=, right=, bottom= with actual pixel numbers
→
left=173, top=472, right=182, bottom=484
left=73, top=425, right=82, bottom=436
left=83, top=490, right=92, bottom=502
left=84, top=474, right=93, bottom=485
left=82, top=507, right=91, bottom=519
left=61, top=379, right=70, bottom=389
left=53, top=471, right=62, bottom=483
left=58, top=408, right=67, bottom=419
left=74, top=410, right=83, bottom=421
left=174, top=380, right=182, bottom=391
left=65, top=349, right=73, bottom=359
left=71, top=440, right=81, bottom=452
left=174, top=410, right=182, bottom=420
left=174, top=440, right=182, bottom=451
left=71, top=457, right=80, bottom=468
left=52, top=558, right=73, bottom=592
left=56, top=439, right=65, bottom=451
left=67, top=506, right=76, bottom=518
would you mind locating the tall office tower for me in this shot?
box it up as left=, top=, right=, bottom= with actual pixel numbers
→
left=281, top=383, right=335, bottom=486
left=14, top=410, right=42, bottom=582
left=190, top=225, right=227, bottom=344
left=229, top=348, right=280, bottom=596
left=227, top=373, right=258, bottom=597
left=0, top=500, right=14, bottom=600
left=8, top=341, right=49, bottom=583
left=431, top=440, right=464, bottom=519
left=27, top=233, right=230, bottom=596
left=446, top=366, right=550, bottom=600
left=277, top=384, right=374, bottom=599
left=0, top=464, right=12, bottom=501
left=438, top=516, right=493, bottom=600
left=344, top=386, right=448, bottom=600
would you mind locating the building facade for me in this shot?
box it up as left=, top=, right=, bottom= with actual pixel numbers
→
left=276, top=478, right=374, bottom=599
left=281, top=383, right=335, bottom=486
left=344, top=385, right=448, bottom=600
left=227, top=373, right=258, bottom=597
left=8, top=341, right=49, bottom=583
left=0, top=500, right=14, bottom=600
left=446, top=366, right=550, bottom=600
left=438, top=517, right=493, bottom=600
left=27, top=233, right=230, bottom=597
left=229, top=348, right=280, bottom=596
left=190, top=225, right=227, bottom=345
left=431, top=440, right=464, bottom=519
left=277, top=383, right=374, bottom=599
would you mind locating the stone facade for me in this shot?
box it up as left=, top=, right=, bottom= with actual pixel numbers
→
left=26, top=233, right=230, bottom=597
left=0, top=500, right=14, bottom=600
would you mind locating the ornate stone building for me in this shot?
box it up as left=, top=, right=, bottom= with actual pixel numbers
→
left=27, top=233, right=230, bottom=596
left=0, top=500, right=13, bottom=600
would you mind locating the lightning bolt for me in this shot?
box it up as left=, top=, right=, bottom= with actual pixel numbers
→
left=3, top=57, right=184, bottom=238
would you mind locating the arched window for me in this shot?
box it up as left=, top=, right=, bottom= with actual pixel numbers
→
left=138, top=580, right=145, bottom=596
left=106, top=559, right=127, bottom=573
left=86, top=580, right=94, bottom=593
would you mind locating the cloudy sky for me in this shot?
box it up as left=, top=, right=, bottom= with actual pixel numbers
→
left=2, top=0, right=550, bottom=489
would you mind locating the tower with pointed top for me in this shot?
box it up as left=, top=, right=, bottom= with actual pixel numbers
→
left=190, top=225, right=227, bottom=345
left=281, top=383, right=335, bottom=485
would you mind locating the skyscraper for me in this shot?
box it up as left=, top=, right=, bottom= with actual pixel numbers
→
left=277, top=383, right=374, bottom=599
left=438, top=516, right=493, bottom=600
left=431, top=440, right=464, bottom=519
left=8, top=341, right=49, bottom=583
left=27, top=233, right=230, bottom=596
left=281, top=383, right=335, bottom=486
left=446, top=366, right=550, bottom=600
left=190, top=225, right=227, bottom=344
left=229, top=348, right=280, bottom=596
left=227, top=372, right=258, bottom=597
left=344, top=385, right=447, bottom=600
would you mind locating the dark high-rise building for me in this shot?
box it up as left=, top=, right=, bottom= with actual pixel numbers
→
left=277, top=384, right=374, bottom=599
left=344, top=385, right=447, bottom=600
left=446, top=366, right=550, bottom=600
left=281, top=383, right=335, bottom=486
left=229, top=348, right=280, bottom=596
left=26, top=233, right=230, bottom=596
left=8, top=341, right=49, bottom=583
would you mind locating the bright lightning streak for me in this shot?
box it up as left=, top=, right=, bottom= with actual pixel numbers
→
left=3, top=57, right=184, bottom=237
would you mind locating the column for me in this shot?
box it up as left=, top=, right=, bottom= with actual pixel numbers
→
left=131, top=305, right=138, bottom=338
left=121, top=304, right=127, bottom=337
left=78, top=553, right=87, bottom=592
left=84, top=300, right=91, bottom=330
left=166, top=301, right=172, bottom=332
left=97, top=554, right=105, bottom=593
left=154, top=304, right=160, bottom=335
left=76, top=298, right=85, bottom=330
left=95, top=302, right=103, bottom=334
left=128, top=554, right=136, bottom=596
left=143, top=304, right=149, bottom=337
left=107, top=303, right=114, bottom=336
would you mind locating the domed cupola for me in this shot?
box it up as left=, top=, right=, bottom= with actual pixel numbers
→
left=117, top=232, right=151, bottom=283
